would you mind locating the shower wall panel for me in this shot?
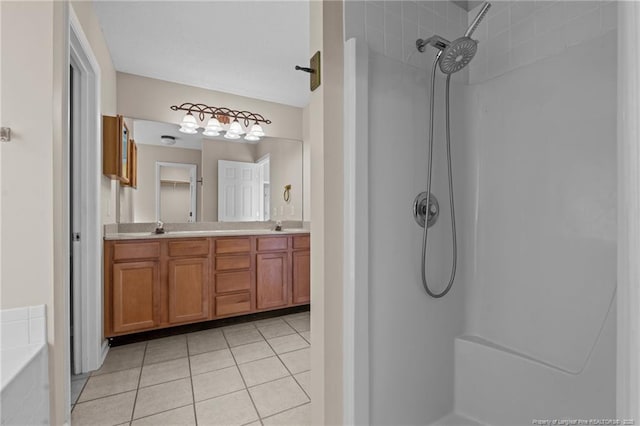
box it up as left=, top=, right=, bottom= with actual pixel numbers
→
left=368, top=50, right=473, bottom=425
left=465, top=30, right=617, bottom=374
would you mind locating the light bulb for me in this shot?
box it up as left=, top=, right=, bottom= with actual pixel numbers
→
left=228, top=120, right=244, bottom=135
left=244, top=134, right=260, bottom=142
left=224, top=131, right=240, bottom=140
left=179, top=126, right=198, bottom=134
left=248, top=123, right=265, bottom=137
left=205, top=117, right=223, bottom=132
left=202, top=129, right=220, bottom=137
left=180, top=113, right=198, bottom=130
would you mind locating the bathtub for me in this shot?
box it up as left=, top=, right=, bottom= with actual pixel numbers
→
left=0, top=305, right=49, bottom=425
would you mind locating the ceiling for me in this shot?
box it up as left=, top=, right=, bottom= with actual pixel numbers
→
left=93, top=1, right=310, bottom=107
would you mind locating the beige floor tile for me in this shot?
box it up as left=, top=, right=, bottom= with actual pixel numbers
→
left=248, top=376, right=309, bottom=418
left=71, top=391, right=136, bottom=426
left=93, top=344, right=145, bottom=375
left=140, top=357, right=190, bottom=388
left=262, top=403, right=311, bottom=426
left=144, top=336, right=188, bottom=365
left=293, top=371, right=311, bottom=396
left=192, top=366, right=245, bottom=402
left=221, top=322, right=256, bottom=333
left=231, top=340, right=275, bottom=364
left=284, top=317, right=310, bottom=332
left=238, top=356, right=289, bottom=387
left=131, top=405, right=195, bottom=426
left=195, top=390, right=258, bottom=426
left=187, top=329, right=228, bottom=355
left=78, top=368, right=140, bottom=402
left=190, top=348, right=235, bottom=376
left=257, top=321, right=296, bottom=339
left=71, top=377, right=88, bottom=404
left=267, top=334, right=309, bottom=354
left=223, top=328, right=265, bottom=347
left=299, top=331, right=311, bottom=343
left=243, top=422, right=261, bottom=426
left=279, top=347, right=310, bottom=375
left=253, top=317, right=287, bottom=327
left=133, top=378, right=193, bottom=419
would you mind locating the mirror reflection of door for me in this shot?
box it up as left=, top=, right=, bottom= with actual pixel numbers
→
left=218, top=156, right=270, bottom=222
left=156, top=162, right=197, bottom=222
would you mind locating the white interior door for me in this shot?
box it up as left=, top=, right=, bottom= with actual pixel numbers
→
left=218, top=160, right=260, bottom=221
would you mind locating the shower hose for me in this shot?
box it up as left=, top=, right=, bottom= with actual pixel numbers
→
left=421, top=52, right=458, bottom=298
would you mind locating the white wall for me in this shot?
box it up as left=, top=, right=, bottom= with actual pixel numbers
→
left=467, top=0, right=617, bottom=83
left=367, top=51, right=469, bottom=425
left=465, top=29, right=617, bottom=373
left=345, top=0, right=469, bottom=81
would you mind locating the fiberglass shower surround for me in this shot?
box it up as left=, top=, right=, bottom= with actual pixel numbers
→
left=349, top=0, right=618, bottom=424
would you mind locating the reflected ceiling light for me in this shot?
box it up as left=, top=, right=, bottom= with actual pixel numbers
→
left=161, top=135, right=176, bottom=145
left=171, top=102, right=270, bottom=141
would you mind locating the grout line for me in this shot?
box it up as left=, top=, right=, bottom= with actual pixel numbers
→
left=126, top=402, right=194, bottom=424
left=259, top=401, right=312, bottom=423
left=255, top=324, right=311, bottom=408
left=222, top=325, right=263, bottom=425
left=186, top=338, right=199, bottom=426
left=130, top=342, right=148, bottom=423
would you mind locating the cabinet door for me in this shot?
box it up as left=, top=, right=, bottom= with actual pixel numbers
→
left=112, top=261, right=159, bottom=333
left=256, top=252, right=288, bottom=309
left=168, top=258, right=210, bottom=324
left=292, top=251, right=310, bottom=304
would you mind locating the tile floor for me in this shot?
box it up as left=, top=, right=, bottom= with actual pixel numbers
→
left=71, top=311, right=311, bottom=426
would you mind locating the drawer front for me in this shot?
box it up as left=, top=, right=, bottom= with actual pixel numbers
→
left=256, top=237, right=288, bottom=252
left=168, top=239, right=209, bottom=257
left=113, top=242, right=161, bottom=261
left=292, top=235, right=310, bottom=250
left=216, top=255, right=251, bottom=271
left=216, top=293, right=251, bottom=317
left=216, top=271, right=251, bottom=293
left=216, top=238, right=251, bottom=254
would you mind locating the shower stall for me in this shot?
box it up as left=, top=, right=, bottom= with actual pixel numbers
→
left=344, top=1, right=618, bottom=424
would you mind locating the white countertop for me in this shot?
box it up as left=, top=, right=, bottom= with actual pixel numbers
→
left=104, top=228, right=310, bottom=241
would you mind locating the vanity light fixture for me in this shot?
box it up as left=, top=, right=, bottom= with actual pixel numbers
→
left=171, top=102, right=271, bottom=142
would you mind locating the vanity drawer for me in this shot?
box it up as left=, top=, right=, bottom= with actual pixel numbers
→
left=256, top=237, right=288, bottom=252
left=216, top=238, right=251, bottom=254
left=216, top=292, right=251, bottom=316
left=292, top=235, right=310, bottom=250
left=216, top=255, right=251, bottom=271
left=216, top=271, right=251, bottom=293
left=168, top=239, right=209, bottom=257
left=113, top=242, right=161, bottom=261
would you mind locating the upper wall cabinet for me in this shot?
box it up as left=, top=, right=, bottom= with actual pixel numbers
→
left=103, top=114, right=131, bottom=184
left=122, top=138, right=138, bottom=189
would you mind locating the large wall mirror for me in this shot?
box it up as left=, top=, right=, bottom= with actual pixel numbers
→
left=119, top=118, right=303, bottom=223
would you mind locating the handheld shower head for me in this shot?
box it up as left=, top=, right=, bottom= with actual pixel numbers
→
left=465, top=1, right=491, bottom=38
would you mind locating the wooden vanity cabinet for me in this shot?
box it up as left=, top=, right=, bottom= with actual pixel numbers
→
left=104, top=233, right=310, bottom=337
left=167, top=239, right=210, bottom=324
left=106, top=242, right=161, bottom=335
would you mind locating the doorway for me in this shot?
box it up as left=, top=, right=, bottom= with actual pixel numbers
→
left=155, top=161, right=197, bottom=223
left=67, top=9, right=105, bottom=411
